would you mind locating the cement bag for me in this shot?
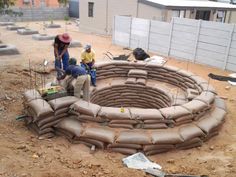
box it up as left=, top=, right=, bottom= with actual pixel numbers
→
left=40, top=118, right=65, bottom=130
left=143, top=123, right=168, bottom=129
left=174, top=115, right=193, bottom=122
left=199, top=83, right=216, bottom=94
left=179, top=124, right=205, bottom=141
left=71, top=100, right=101, bottom=117
left=194, top=91, right=215, bottom=105
left=174, top=119, right=192, bottom=126
left=203, top=130, right=219, bottom=142
left=136, top=78, right=146, bottom=85
left=48, top=96, right=79, bottom=110
left=176, top=138, right=203, bottom=149
left=23, top=89, right=42, bottom=102
left=28, top=99, right=54, bottom=119
left=108, top=143, right=142, bottom=149
left=109, top=148, right=137, bottom=155
left=159, top=106, right=191, bottom=119
left=77, top=114, right=107, bottom=123
left=214, top=96, right=226, bottom=111
left=182, top=100, right=208, bottom=113
left=144, top=119, right=174, bottom=124
left=81, top=127, right=115, bottom=144
left=151, top=130, right=184, bottom=144
left=108, top=123, right=133, bottom=129
left=116, top=130, right=151, bottom=144
left=74, top=137, right=105, bottom=149
left=98, top=107, right=131, bottom=120
left=130, top=108, right=164, bottom=120
left=27, top=122, right=53, bottom=135
left=55, top=117, right=83, bottom=137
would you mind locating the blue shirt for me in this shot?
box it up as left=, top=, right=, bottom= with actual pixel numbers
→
left=65, top=65, right=86, bottom=78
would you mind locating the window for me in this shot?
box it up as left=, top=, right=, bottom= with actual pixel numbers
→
left=216, top=11, right=226, bottom=23
left=195, top=10, right=211, bottom=21
left=88, top=2, right=94, bottom=17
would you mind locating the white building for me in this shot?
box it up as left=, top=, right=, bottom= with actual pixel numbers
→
left=79, top=0, right=236, bottom=35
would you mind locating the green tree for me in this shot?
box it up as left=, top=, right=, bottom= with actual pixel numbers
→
left=58, top=0, right=68, bottom=6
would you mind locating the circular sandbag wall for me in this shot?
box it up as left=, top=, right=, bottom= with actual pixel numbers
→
left=23, top=61, right=227, bottom=156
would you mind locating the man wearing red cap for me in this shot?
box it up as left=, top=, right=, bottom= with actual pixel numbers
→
left=54, top=33, right=72, bottom=76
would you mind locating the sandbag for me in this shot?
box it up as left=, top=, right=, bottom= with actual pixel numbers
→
left=28, top=99, right=54, bottom=119
left=54, top=127, right=75, bottom=140
left=71, top=100, right=101, bottom=117
left=136, top=78, right=146, bottom=85
left=75, top=137, right=105, bottom=149
left=37, top=113, right=67, bottom=127
left=194, top=91, right=215, bottom=105
left=214, top=97, right=227, bottom=111
left=143, top=123, right=168, bottom=129
left=108, top=143, right=142, bottom=149
left=128, top=69, right=147, bottom=76
left=159, top=106, right=191, bottom=119
left=77, top=114, right=107, bottom=123
left=175, top=137, right=202, bottom=148
left=179, top=124, right=205, bottom=141
left=130, top=108, right=164, bottom=120
left=151, top=130, right=184, bottom=144
left=109, top=147, right=137, bottom=155
left=48, top=96, right=79, bottom=110
left=110, top=119, right=138, bottom=124
left=23, top=89, right=42, bottom=102
left=54, top=107, right=70, bottom=116
left=125, top=77, right=136, bottom=84
left=143, top=144, right=174, bottom=152
left=116, top=131, right=151, bottom=144
left=55, top=117, right=83, bottom=137
left=182, top=100, right=209, bottom=113
left=99, top=107, right=131, bottom=120
left=108, top=123, right=133, bottom=129
left=81, top=127, right=115, bottom=143
left=145, top=149, right=171, bottom=155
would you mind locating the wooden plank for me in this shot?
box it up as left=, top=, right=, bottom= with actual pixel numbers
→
left=173, top=23, right=197, bottom=33
left=198, top=34, right=228, bottom=47
left=173, top=17, right=198, bottom=27
left=200, top=28, right=230, bottom=39
left=201, top=20, right=232, bottom=31
left=172, top=30, right=196, bottom=41
left=196, top=48, right=225, bottom=61
left=195, top=55, right=224, bottom=68
left=198, top=42, right=226, bottom=54
left=169, top=49, right=193, bottom=60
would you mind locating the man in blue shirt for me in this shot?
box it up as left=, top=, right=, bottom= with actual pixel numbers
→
left=58, top=58, right=90, bottom=101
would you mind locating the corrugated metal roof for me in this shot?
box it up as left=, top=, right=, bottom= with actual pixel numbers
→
left=139, top=0, right=236, bottom=9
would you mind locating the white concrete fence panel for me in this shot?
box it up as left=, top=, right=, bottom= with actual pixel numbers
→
left=113, top=15, right=236, bottom=72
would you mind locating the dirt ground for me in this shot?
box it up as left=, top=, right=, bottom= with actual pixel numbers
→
left=0, top=20, right=235, bottom=177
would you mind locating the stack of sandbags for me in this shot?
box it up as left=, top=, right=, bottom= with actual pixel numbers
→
left=70, top=99, right=105, bottom=123
left=125, top=69, right=148, bottom=86
left=159, top=106, right=193, bottom=126
left=109, top=130, right=151, bottom=155
left=129, top=108, right=169, bottom=129
left=36, top=96, right=79, bottom=129
left=24, top=98, right=55, bottom=138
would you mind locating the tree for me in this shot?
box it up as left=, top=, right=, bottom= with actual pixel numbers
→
left=0, top=0, right=23, bottom=17
left=0, top=0, right=15, bottom=10
left=58, top=0, right=68, bottom=7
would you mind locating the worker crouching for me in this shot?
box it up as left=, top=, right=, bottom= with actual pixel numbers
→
left=57, top=58, right=90, bottom=101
